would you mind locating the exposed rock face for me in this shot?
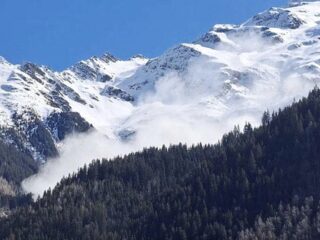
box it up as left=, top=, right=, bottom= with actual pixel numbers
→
left=101, top=86, right=134, bottom=102
left=70, top=54, right=117, bottom=82
left=19, top=63, right=46, bottom=83
left=245, top=8, right=304, bottom=29
left=46, top=112, right=92, bottom=141
left=11, top=112, right=58, bottom=160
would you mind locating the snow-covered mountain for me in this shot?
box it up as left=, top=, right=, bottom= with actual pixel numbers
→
left=1, top=1, right=320, bottom=167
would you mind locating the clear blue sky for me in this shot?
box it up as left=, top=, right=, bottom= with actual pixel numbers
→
left=0, top=0, right=286, bottom=70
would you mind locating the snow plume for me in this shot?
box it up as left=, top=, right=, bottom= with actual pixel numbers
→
left=22, top=131, right=138, bottom=197
left=22, top=26, right=319, bottom=197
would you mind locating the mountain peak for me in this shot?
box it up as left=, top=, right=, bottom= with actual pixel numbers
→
left=130, top=54, right=146, bottom=60
left=100, top=53, right=118, bottom=63
left=244, top=1, right=320, bottom=30
left=245, top=7, right=304, bottom=29
left=289, top=0, right=320, bottom=5
left=0, top=56, right=9, bottom=65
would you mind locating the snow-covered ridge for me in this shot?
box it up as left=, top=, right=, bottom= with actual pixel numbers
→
left=1, top=1, right=320, bottom=163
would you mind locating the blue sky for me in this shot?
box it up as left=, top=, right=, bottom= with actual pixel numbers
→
left=1, top=0, right=286, bottom=70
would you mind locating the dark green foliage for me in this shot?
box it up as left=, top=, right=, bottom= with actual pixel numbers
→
left=239, top=197, right=320, bottom=240
left=0, top=194, right=33, bottom=210
left=0, top=138, right=37, bottom=184
left=2, top=89, right=320, bottom=239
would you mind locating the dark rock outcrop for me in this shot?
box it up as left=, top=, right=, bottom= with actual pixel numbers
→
left=46, top=112, right=92, bottom=141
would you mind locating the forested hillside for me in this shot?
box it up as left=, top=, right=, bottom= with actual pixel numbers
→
left=0, top=133, right=38, bottom=185
left=1, top=89, right=320, bottom=239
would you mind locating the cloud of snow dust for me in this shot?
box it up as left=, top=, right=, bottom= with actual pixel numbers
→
left=22, top=131, right=138, bottom=197
left=22, top=29, right=319, bottom=197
